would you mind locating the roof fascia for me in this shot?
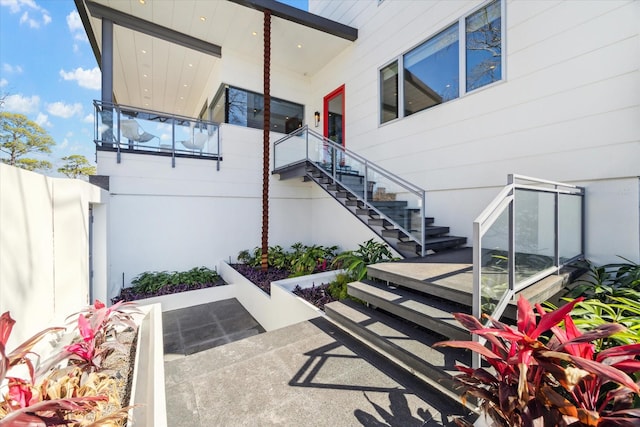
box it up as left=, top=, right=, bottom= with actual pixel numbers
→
left=84, top=0, right=222, bottom=57
left=228, top=0, right=358, bottom=41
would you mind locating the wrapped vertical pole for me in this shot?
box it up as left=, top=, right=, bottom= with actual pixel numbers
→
left=261, top=10, right=272, bottom=271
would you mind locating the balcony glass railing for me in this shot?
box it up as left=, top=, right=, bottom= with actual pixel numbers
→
left=93, top=100, right=221, bottom=169
left=471, top=174, right=584, bottom=367
left=274, top=126, right=427, bottom=255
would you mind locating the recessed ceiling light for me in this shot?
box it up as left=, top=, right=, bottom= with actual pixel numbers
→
left=297, top=44, right=302, bottom=49
left=183, top=84, right=188, bottom=87
left=200, top=16, right=206, bottom=22
left=139, top=0, right=145, bottom=4
left=144, top=89, right=148, bottom=92
left=141, top=49, right=147, bottom=54
left=188, top=63, right=193, bottom=67
left=252, top=31, right=257, bottom=36
left=144, top=103, right=149, bottom=106
left=180, top=96, right=184, bottom=100
left=143, top=74, right=148, bottom=78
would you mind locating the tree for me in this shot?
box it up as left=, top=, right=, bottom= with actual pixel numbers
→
left=57, top=154, right=96, bottom=179
left=0, top=112, right=55, bottom=170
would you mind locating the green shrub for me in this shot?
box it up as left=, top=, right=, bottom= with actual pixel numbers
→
left=131, top=267, right=219, bottom=293
left=332, top=239, right=397, bottom=281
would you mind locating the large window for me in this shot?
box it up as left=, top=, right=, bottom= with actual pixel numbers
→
left=209, top=85, right=304, bottom=133
left=379, top=0, right=502, bottom=123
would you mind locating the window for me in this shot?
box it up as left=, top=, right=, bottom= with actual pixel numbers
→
left=379, top=0, right=502, bottom=123
left=404, top=23, right=459, bottom=117
left=466, top=1, right=502, bottom=91
left=380, top=61, right=398, bottom=124
left=210, top=84, right=304, bottom=133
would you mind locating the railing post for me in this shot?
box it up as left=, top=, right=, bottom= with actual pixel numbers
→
left=116, top=106, right=121, bottom=164
left=216, top=125, right=221, bottom=171
left=364, top=162, right=369, bottom=204
left=332, top=147, right=336, bottom=179
left=305, top=126, right=309, bottom=161
left=171, top=119, right=176, bottom=168
left=421, top=191, right=426, bottom=257
left=472, top=220, right=482, bottom=369
left=508, top=175, right=515, bottom=292
left=554, top=185, right=560, bottom=272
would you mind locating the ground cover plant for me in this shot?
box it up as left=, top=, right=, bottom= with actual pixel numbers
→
left=234, top=240, right=395, bottom=308
left=232, top=243, right=338, bottom=295
left=112, top=266, right=225, bottom=303
left=0, top=300, right=140, bottom=426
left=435, top=295, right=640, bottom=426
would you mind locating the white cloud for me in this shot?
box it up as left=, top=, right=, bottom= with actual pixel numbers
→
left=59, top=67, right=101, bottom=91
left=66, top=10, right=82, bottom=32
left=4, top=94, right=40, bottom=113
left=35, top=112, right=51, bottom=127
left=46, top=101, right=83, bottom=119
left=0, top=78, right=7, bottom=88
left=1, top=0, right=51, bottom=28
left=59, top=138, right=69, bottom=149
left=83, top=114, right=94, bottom=123
left=3, top=63, right=23, bottom=74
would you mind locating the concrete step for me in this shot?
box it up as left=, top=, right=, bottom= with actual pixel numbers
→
left=425, top=226, right=450, bottom=236
left=368, top=218, right=395, bottom=228
left=348, top=280, right=469, bottom=341
left=381, top=228, right=408, bottom=239
left=398, top=236, right=467, bottom=254
left=325, top=300, right=469, bottom=404
left=367, top=254, right=578, bottom=311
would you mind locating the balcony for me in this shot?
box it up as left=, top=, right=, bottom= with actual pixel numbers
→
left=93, top=101, right=221, bottom=169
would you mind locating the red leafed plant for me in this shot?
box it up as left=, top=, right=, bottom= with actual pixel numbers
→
left=434, top=295, right=640, bottom=426
left=0, top=300, right=140, bottom=425
left=64, top=300, right=140, bottom=371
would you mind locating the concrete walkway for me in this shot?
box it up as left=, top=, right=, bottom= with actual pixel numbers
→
left=163, top=299, right=470, bottom=426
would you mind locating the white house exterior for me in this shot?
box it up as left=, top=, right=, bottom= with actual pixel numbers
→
left=75, top=0, right=640, bottom=303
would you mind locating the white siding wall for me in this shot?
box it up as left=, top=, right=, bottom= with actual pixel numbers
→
left=306, top=0, right=640, bottom=262
left=0, top=164, right=106, bottom=347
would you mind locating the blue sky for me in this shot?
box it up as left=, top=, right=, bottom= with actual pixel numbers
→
left=0, top=0, right=308, bottom=174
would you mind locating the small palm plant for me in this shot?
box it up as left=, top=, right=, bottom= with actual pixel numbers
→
left=434, top=296, right=640, bottom=426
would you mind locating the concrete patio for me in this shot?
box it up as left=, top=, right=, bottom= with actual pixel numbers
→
left=163, top=299, right=472, bottom=426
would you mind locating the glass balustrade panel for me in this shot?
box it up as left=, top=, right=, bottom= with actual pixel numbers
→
left=95, top=105, right=118, bottom=146
left=559, top=193, right=583, bottom=264
left=480, top=208, right=510, bottom=318
left=365, top=167, right=423, bottom=239
left=332, top=150, right=367, bottom=199
left=273, top=133, right=307, bottom=169
left=514, top=189, right=555, bottom=286
left=307, top=131, right=327, bottom=166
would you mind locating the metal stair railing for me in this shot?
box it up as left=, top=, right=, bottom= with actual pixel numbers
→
left=471, top=174, right=585, bottom=367
left=274, top=126, right=427, bottom=256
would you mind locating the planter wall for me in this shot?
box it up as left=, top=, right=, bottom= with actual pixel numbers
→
left=218, top=261, right=341, bottom=331
left=135, top=284, right=237, bottom=312
left=128, top=303, right=167, bottom=426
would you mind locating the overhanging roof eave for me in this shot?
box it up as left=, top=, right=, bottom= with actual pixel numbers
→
left=228, top=0, right=358, bottom=41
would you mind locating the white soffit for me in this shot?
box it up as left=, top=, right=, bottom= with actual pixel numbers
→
left=82, top=0, right=354, bottom=117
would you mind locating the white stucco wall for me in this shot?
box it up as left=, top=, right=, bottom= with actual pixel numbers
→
left=0, top=164, right=107, bottom=347
left=98, top=124, right=384, bottom=302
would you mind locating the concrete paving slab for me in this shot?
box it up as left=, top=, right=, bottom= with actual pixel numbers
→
left=165, top=317, right=471, bottom=426
left=162, top=298, right=265, bottom=360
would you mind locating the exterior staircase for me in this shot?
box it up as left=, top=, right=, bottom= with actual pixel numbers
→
left=323, top=248, right=583, bottom=406
left=276, top=160, right=467, bottom=258
left=273, top=129, right=586, bottom=408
